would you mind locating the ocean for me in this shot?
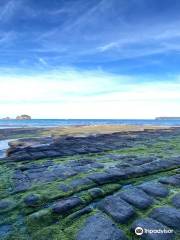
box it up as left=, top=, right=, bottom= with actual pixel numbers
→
left=0, top=119, right=180, bottom=129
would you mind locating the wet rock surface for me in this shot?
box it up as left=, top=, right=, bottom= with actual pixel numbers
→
left=149, top=206, right=180, bottom=230
left=0, top=225, right=13, bottom=238
left=98, top=194, right=135, bottom=223
left=159, top=174, right=180, bottom=187
left=0, top=127, right=180, bottom=239
left=171, top=193, right=180, bottom=208
left=119, top=187, right=154, bottom=209
left=138, top=181, right=169, bottom=198
left=52, top=197, right=83, bottom=215
left=76, top=213, right=128, bottom=240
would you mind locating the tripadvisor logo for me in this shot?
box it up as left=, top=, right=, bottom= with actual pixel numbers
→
left=135, top=227, right=144, bottom=236
left=135, top=226, right=173, bottom=236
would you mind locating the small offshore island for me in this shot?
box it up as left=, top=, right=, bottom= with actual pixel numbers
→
left=0, top=124, right=180, bottom=240
left=156, top=117, right=180, bottom=120
left=2, top=114, right=31, bottom=120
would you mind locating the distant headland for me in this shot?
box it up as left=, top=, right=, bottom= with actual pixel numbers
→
left=155, top=117, right=180, bottom=120
left=2, top=115, right=31, bottom=120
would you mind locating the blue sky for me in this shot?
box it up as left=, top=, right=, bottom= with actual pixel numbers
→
left=0, top=0, right=180, bottom=118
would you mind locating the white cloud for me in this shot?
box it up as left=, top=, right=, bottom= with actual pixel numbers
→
left=98, top=42, right=119, bottom=52
left=0, top=68, right=126, bottom=102
left=0, top=99, right=179, bottom=119
left=0, top=68, right=180, bottom=119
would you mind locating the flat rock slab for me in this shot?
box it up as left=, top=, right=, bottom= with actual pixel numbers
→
left=76, top=213, right=127, bottom=240
left=98, top=194, right=135, bottom=223
left=7, top=133, right=134, bottom=161
left=139, top=160, right=178, bottom=175
left=119, top=187, right=154, bottom=209
left=0, top=224, right=13, bottom=238
left=150, top=206, right=180, bottom=230
left=69, top=178, right=94, bottom=191
left=131, top=217, right=175, bottom=240
left=129, top=156, right=155, bottom=166
left=138, top=181, right=169, bottom=198
left=52, top=197, right=83, bottom=215
left=58, top=184, right=71, bottom=192
left=88, top=172, right=119, bottom=185
left=24, top=194, right=40, bottom=207
left=171, top=193, right=180, bottom=208
left=0, top=199, right=15, bottom=212
left=50, top=165, right=78, bottom=180
left=12, top=181, right=31, bottom=194
left=159, top=174, right=180, bottom=187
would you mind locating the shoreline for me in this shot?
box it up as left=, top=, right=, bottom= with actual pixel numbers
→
left=0, top=124, right=174, bottom=156
left=0, top=118, right=180, bottom=130
left=0, top=124, right=176, bottom=141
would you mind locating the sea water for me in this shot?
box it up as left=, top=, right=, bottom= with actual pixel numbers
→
left=0, top=119, right=180, bottom=129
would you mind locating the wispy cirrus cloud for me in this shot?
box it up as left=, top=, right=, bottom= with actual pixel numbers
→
left=0, top=0, right=180, bottom=71
left=0, top=0, right=22, bottom=23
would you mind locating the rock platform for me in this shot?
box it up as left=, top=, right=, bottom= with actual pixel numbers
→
left=0, top=127, right=180, bottom=239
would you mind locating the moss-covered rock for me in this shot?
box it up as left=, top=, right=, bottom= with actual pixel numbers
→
left=1, top=127, right=180, bottom=239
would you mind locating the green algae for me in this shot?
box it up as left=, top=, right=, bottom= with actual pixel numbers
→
left=28, top=208, right=94, bottom=240
left=63, top=210, right=96, bottom=240
left=27, top=208, right=55, bottom=232
left=1, top=131, right=180, bottom=239
left=107, top=135, right=180, bottom=158
left=0, top=164, right=13, bottom=198
left=32, top=225, right=67, bottom=240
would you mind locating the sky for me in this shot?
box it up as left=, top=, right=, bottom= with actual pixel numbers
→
left=0, top=0, right=180, bottom=119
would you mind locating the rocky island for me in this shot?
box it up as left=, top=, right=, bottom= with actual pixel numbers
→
left=16, top=114, right=31, bottom=120
left=1, top=117, right=11, bottom=120
left=0, top=125, right=179, bottom=239
left=1, top=115, right=31, bottom=120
